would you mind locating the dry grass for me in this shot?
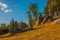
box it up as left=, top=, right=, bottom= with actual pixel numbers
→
left=0, top=23, right=60, bottom=40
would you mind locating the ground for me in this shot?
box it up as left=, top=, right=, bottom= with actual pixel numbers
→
left=0, top=22, right=60, bottom=40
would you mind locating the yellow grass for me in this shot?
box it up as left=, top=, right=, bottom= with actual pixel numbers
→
left=0, top=23, right=60, bottom=40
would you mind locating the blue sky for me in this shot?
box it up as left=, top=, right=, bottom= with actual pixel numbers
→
left=0, top=0, right=48, bottom=24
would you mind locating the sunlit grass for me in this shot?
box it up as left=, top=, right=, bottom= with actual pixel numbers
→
left=0, top=22, right=60, bottom=40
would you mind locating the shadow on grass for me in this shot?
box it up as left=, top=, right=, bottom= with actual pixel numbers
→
left=0, top=27, right=43, bottom=38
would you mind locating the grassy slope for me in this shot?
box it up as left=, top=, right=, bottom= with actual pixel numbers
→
left=0, top=23, right=60, bottom=40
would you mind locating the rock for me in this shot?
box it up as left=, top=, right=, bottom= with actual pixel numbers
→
left=52, top=18, right=60, bottom=24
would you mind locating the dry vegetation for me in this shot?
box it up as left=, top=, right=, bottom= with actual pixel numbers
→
left=0, top=0, right=60, bottom=40
left=0, top=22, right=60, bottom=40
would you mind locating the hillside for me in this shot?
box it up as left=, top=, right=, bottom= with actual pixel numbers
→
left=0, top=22, right=60, bottom=40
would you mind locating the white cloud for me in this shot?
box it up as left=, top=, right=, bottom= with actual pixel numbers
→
left=0, top=2, right=12, bottom=13
left=0, top=2, right=8, bottom=9
left=4, top=9, right=12, bottom=13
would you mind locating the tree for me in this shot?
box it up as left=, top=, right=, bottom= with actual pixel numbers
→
left=44, top=0, right=60, bottom=22
left=19, top=21, right=27, bottom=31
left=9, top=18, right=14, bottom=35
left=9, top=18, right=18, bottom=35
left=56, top=0, right=60, bottom=17
left=27, top=11, right=33, bottom=29
left=14, top=21, right=18, bottom=33
left=29, top=3, right=38, bottom=18
left=27, top=3, right=45, bottom=26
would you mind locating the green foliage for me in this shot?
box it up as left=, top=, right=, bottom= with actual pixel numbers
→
left=27, top=3, right=38, bottom=29
left=27, top=11, right=33, bottom=30
left=1, top=0, right=60, bottom=35
left=29, top=3, right=38, bottom=18
left=0, top=29, right=9, bottom=34
left=27, top=11, right=32, bottom=25
left=20, top=21, right=27, bottom=31
left=0, top=25, right=9, bottom=34
left=44, top=0, right=60, bottom=18
left=9, top=18, right=18, bottom=35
